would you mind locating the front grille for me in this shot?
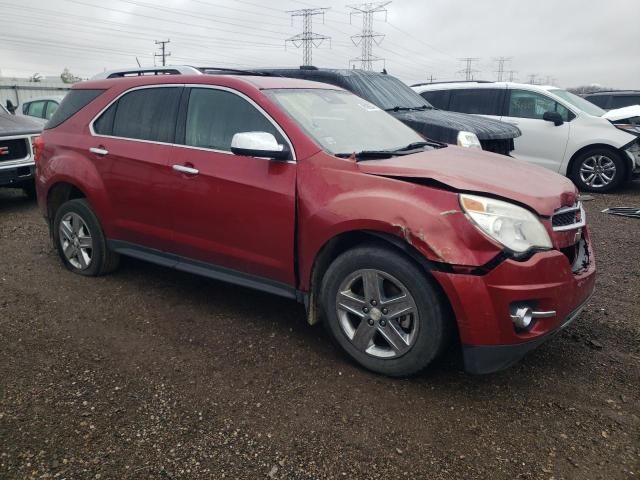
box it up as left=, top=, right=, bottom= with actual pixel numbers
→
left=479, top=138, right=514, bottom=156
left=552, top=203, right=585, bottom=231
left=0, top=138, right=29, bottom=162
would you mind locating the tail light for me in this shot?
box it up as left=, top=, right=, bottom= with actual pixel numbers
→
left=32, top=135, right=44, bottom=163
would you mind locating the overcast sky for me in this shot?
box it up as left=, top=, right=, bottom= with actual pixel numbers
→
left=1, top=0, right=638, bottom=88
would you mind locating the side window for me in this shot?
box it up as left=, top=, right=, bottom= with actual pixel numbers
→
left=507, top=90, right=569, bottom=121
left=45, top=101, right=59, bottom=120
left=449, top=89, right=504, bottom=115
left=419, top=90, right=450, bottom=110
left=584, top=95, right=609, bottom=109
left=22, top=102, right=31, bottom=115
left=184, top=88, right=282, bottom=152
left=47, top=89, right=105, bottom=129
left=28, top=101, right=46, bottom=118
left=611, top=95, right=640, bottom=109
left=95, top=87, right=181, bottom=142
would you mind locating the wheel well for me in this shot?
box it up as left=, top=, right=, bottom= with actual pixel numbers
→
left=306, top=230, right=456, bottom=337
left=567, top=144, right=628, bottom=179
left=47, top=182, right=86, bottom=227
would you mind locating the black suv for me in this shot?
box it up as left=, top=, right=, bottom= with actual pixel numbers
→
left=583, top=91, right=640, bottom=111
left=256, top=67, right=521, bottom=156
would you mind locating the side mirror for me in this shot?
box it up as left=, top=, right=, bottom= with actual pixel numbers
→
left=543, top=111, right=564, bottom=126
left=230, top=132, right=290, bottom=161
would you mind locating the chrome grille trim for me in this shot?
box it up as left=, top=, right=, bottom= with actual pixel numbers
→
left=552, top=202, right=586, bottom=232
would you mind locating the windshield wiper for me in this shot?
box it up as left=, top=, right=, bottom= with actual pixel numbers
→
left=384, top=105, right=431, bottom=112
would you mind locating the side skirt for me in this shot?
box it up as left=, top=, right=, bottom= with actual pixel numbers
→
left=107, top=240, right=299, bottom=301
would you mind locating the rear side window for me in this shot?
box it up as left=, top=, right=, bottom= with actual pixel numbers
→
left=449, top=89, right=504, bottom=115
left=611, top=95, right=640, bottom=109
left=584, top=95, right=609, bottom=109
left=46, top=89, right=104, bottom=129
left=184, top=88, right=282, bottom=151
left=419, top=90, right=450, bottom=110
left=27, top=100, right=46, bottom=118
left=507, top=90, right=570, bottom=121
left=94, top=87, right=181, bottom=143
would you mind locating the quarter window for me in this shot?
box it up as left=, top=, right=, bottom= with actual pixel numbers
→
left=94, top=87, right=181, bottom=142
left=184, top=88, right=282, bottom=151
left=419, top=90, right=450, bottom=110
left=45, top=101, right=59, bottom=120
left=611, top=95, right=640, bottom=109
left=27, top=100, right=46, bottom=118
left=449, top=89, right=504, bottom=115
left=507, top=90, right=570, bottom=121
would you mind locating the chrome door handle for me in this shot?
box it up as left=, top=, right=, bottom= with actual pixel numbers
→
left=172, top=164, right=199, bottom=175
left=89, top=147, right=108, bottom=156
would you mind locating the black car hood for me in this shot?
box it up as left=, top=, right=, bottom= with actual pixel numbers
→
left=391, top=109, right=520, bottom=142
left=0, top=112, right=43, bottom=136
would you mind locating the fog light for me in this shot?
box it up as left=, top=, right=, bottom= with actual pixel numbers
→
left=510, top=306, right=533, bottom=329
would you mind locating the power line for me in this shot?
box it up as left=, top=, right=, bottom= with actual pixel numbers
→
left=493, top=56, right=512, bottom=82
left=458, top=57, right=480, bottom=80
left=285, top=8, right=331, bottom=66
left=154, top=39, right=170, bottom=66
left=348, top=1, right=391, bottom=70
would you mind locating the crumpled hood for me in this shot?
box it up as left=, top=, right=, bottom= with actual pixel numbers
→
left=602, top=105, right=640, bottom=121
left=392, top=109, right=521, bottom=142
left=0, top=112, right=43, bottom=136
left=357, top=146, right=577, bottom=216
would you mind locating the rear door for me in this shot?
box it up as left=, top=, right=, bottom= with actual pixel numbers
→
left=500, top=88, right=571, bottom=172
left=90, top=85, right=182, bottom=250
left=165, top=86, right=297, bottom=286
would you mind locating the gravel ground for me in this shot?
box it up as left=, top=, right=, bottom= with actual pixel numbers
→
left=0, top=181, right=639, bottom=480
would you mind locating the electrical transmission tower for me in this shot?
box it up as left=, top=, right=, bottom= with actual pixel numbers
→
left=493, top=56, right=512, bottom=81
left=458, top=57, right=480, bottom=80
left=528, top=73, right=539, bottom=85
left=285, top=8, right=331, bottom=67
left=348, top=2, right=391, bottom=71
left=507, top=70, right=518, bottom=82
left=154, top=40, right=171, bottom=66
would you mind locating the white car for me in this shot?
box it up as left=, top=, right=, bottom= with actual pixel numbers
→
left=413, top=81, right=640, bottom=192
left=17, top=96, right=66, bottom=123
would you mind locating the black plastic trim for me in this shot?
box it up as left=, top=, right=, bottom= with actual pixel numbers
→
left=107, top=240, right=298, bottom=300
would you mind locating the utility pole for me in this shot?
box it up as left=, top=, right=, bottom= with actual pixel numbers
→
left=457, top=57, right=480, bottom=80
left=544, top=75, right=556, bottom=86
left=285, top=8, right=331, bottom=67
left=154, top=40, right=171, bottom=66
left=348, top=2, right=391, bottom=71
left=528, top=73, right=539, bottom=85
left=493, top=56, right=512, bottom=82
left=426, top=73, right=437, bottom=83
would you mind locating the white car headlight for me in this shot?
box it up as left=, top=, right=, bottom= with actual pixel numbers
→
left=457, top=131, right=482, bottom=149
left=460, top=194, right=552, bottom=253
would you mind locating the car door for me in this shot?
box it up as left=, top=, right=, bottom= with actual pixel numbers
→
left=166, top=86, right=297, bottom=286
left=90, top=85, right=182, bottom=251
left=501, top=89, right=571, bottom=172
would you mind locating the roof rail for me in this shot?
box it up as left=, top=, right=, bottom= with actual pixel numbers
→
left=91, top=65, right=281, bottom=80
left=411, top=80, right=495, bottom=87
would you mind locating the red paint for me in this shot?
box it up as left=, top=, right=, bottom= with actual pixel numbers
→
left=36, top=74, right=595, bottom=353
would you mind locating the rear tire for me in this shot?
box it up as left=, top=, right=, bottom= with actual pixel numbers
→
left=321, top=245, right=448, bottom=377
left=570, top=148, right=626, bottom=193
left=52, top=199, right=120, bottom=276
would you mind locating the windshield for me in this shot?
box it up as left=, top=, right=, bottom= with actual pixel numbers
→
left=340, top=71, right=433, bottom=110
left=266, top=89, right=427, bottom=155
left=550, top=89, right=606, bottom=117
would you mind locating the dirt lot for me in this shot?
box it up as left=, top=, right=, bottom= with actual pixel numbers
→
left=0, top=182, right=638, bottom=480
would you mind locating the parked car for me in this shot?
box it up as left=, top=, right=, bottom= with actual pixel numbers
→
left=583, top=90, right=640, bottom=111
left=18, top=96, right=65, bottom=122
left=92, top=65, right=521, bottom=156
left=0, top=102, right=42, bottom=197
left=413, top=81, right=640, bottom=192
left=36, top=71, right=595, bottom=376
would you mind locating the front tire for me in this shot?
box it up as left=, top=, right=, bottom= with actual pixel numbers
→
left=321, top=245, right=448, bottom=377
left=570, top=148, right=626, bottom=193
left=52, top=199, right=120, bottom=276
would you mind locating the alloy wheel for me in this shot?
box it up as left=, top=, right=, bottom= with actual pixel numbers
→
left=579, top=154, right=616, bottom=188
left=59, top=212, right=94, bottom=270
left=336, top=269, right=419, bottom=359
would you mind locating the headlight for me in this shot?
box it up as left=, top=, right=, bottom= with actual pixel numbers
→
left=614, top=123, right=640, bottom=135
left=460, top=194, right=552, bottom=253
left=457, top=131, right=482, bottom=149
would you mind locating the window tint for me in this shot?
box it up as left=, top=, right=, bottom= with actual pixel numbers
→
left=22, top=102, right=30, bottom=114
left=611, top=95, right=640, bottom=109
left=93, top=103, right=116, bottom=135
left=28, top=101, right=46, bottom=118
left=449, top=89, right=504, bottom=115
left=45, top=101, right=59, bottom=120
left=46, top=89, right=105, bottom=129
left=109, top=87, right=181, bottom=143
left=184, top=88, right=282, bottom=151
left=584, top=95, right=609, bottom=109
left=419, top=90, right=449, bottom=110
left=507, top=90, right=569, bottom=121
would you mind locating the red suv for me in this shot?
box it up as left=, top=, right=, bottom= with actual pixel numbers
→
left=35, top=72, right=596, bottom=376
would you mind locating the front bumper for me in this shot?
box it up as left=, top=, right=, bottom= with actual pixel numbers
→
left=0, top=162, right=35, bottom=187
left=432, top=234, right=596, bottom=374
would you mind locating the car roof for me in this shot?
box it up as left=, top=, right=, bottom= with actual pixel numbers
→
left=22, top=95, right=66, bottom=104
left=77, top=73, right=343, bottom=92
left=412, top=81, right=559, bottom=92
left=584, top=90, right=640, bottom=96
